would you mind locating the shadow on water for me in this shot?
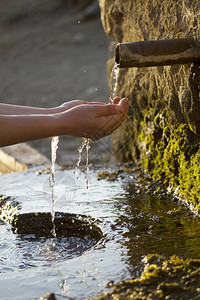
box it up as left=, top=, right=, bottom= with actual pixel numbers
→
left=112, top=176, right=200, bottom=277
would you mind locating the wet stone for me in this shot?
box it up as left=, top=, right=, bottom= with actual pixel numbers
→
left=0, top=195, right=102, bottom=240
left=13, top=212, right=102, bottom=240
left=40, top=292, right=57, bottom=300
left=95, top=255, right=200, bottom=300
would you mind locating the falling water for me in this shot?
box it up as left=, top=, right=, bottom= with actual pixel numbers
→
left=48, top=64, right=118, bottom=231
left=50, top=136, right=90, bottom=237
left=50, top=136, right=59, bottom=237
left=85, top=138, right=90, bottom=189
left=110, top=63, right=120, bottom=101
left=74, top=138, right=87, bottom=178
left=74, top=138, right=90, bottom=189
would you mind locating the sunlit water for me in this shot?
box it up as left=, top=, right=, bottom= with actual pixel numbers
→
left=0, top=168, right=200, bottom=299
left=50, top=136, right=59, bottom=237
left=110, top=63, right=119, bottom=101
left=50, top=137, right=90, bottom=237
left=74, top=138, right=90, bottom=189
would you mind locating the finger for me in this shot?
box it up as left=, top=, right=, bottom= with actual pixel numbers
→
left=93, top=106, right=128, bottom=139
left=94, top=104, right=122, bottom=117
left=118, top=97, right=129, bottom=106
left=112, top=97, right=121, bottom=104
left=93, top=118, right=122, bottom=140
left=88, top=102, right=106, bottom=105
left=92, top=98, right=129, bottom=140
left=95, top=99, right=129, bottom=118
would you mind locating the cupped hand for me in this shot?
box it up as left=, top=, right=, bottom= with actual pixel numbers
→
left=58, top=97, right=129, bottom=140
left=57, top=100, right=87, bottom=112
left=57, top=97, right=122, bottom=112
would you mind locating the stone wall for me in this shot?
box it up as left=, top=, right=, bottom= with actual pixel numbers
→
left=98, top=0, right=200, bottom=212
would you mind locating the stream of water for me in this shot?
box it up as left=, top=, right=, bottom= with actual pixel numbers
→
left=50, top=136, right=59, bottom=237
left=110, top=63, right=119, bottom=100
left=48, top=61, right=119, bottom=236
left=49, top=61, right=119, bottom=230
left=74, top=138, right=90, bottom=189
left=50, top=137, right=91, bottom=236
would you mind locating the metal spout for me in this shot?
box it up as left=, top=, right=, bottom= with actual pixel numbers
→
left=115, top=38, right=200, bottom=68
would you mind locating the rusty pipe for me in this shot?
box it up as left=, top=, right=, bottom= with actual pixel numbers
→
left=115, top=38, right=200, bottom=68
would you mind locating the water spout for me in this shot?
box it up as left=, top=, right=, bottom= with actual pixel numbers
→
left=115, top=38, right=200, bottom=68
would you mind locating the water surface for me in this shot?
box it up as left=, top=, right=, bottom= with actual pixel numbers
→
left=0, top=168, right=200, bottom=299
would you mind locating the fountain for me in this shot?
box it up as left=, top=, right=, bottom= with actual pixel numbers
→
left=115, top=38, right=200, bottom=68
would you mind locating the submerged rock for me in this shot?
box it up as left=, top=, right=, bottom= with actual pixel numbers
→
left=0, top=195, right=103, bottom=240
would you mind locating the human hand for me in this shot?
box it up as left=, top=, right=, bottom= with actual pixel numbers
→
left=57, top=100, right=88, bottom=112
left=57, top=97, right=122, bottom=112
left=57, top=99, right=110, bottom=112
left=109, top=96, right=121, bottom=104
left=58, top=97, right=129, bottom=140
left=0, top=97, right=128, bottom=147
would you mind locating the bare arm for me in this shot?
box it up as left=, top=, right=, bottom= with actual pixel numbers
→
left=0, top=98, right=129, bottom=147
left=0, top=100, right=87, bottom=115
left=0, top=113, right=59, bottom=146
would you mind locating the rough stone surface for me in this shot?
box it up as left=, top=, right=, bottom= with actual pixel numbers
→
left=95, top=255, right=200, bottom=300
left=98, top=0, right=200, bottom=211
left=40, top=292, right=57, bottom=300
left=0, top=143, right=50, bottom=174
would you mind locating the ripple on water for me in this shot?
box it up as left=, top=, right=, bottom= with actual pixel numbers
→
left=1, top=168, right=200, bottom=299
left=0, top=233, right=96, bottom=272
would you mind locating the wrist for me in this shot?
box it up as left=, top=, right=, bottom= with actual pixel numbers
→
left=51, top=111, right=71, bottom=137
left=41, top=107, right=61, bottom=114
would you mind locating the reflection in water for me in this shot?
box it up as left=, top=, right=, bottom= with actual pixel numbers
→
left=113, top=178, right=200, bottom=277
left=0, top=234, right=95, bottom=271
left=1, top=168, right=200, bottom=299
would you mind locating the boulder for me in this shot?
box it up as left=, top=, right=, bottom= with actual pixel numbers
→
left=98, top=0, right=200, bottom=212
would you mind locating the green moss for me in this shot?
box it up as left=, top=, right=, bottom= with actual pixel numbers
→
left=95, top=255, right=200, bottom=299
left=137, top=109, right=200, bottom=213
left=140, top=264, right=164, bottom=283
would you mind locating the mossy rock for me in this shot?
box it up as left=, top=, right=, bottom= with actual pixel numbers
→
left=95, top=255, right=200, bottom=300
left=138, top=108, right=200, bottom=213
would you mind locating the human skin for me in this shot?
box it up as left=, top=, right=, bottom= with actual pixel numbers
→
left=0, top=100, right=91, bottom=115
left=0, top=97, right=129, bottom=147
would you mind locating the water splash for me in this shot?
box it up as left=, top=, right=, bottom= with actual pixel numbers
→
left=50, top=136, right=59, bottom=237
left=110, top=63, right=120, bottom=101
left=74, top=138, right=90, bottom=189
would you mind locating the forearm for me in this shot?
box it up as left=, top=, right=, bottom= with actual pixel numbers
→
left=0, top=103, right=60, bottom=115
left=0, top=98, right=129, bottom=147
left=0, top=114, right=63, bottom=147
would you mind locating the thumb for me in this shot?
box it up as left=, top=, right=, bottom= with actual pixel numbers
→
left=95, top=104, right=121, bottom=117
left=115, top=97, right=129, bottom=111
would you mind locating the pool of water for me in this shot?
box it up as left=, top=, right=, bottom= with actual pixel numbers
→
left=0, top=167, right=200, bottom=299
